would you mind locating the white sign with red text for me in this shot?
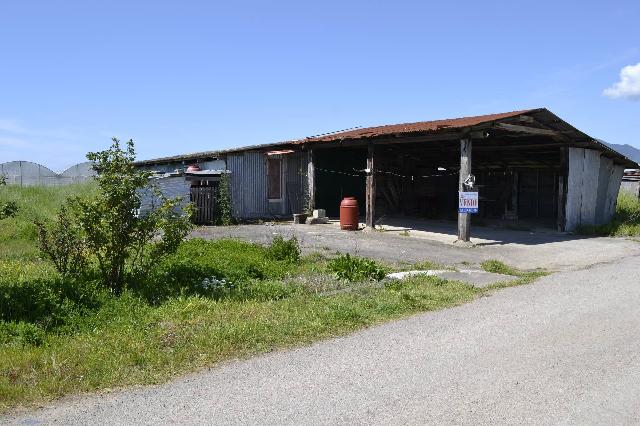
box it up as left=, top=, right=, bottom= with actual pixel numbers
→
left=458, top=191, right=478, bottom=213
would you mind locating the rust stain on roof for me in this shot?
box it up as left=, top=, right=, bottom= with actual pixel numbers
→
left=300, top=109, right=538, bottom=143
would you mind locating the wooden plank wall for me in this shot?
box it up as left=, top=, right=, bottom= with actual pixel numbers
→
left=190, top=186, right=217, bottom=224
left=565, top=147, right=625, bottom=231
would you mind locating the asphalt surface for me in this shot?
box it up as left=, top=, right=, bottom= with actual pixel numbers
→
left=6, top=253, right=640, bottom=425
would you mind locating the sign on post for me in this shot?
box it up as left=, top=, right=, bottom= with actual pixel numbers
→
left=458, top=191, right=478, bottom=214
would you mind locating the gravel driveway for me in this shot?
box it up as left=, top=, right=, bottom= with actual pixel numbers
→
left=192, top=222, right=640, bottom=271
left=6, top=254, right=640, bottom=425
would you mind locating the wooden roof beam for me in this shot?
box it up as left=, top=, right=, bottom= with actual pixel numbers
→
left=493, top=123, right=562, bottom=137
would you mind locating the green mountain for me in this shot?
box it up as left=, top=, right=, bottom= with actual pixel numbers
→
left=601, top=141, right=640, bottom=165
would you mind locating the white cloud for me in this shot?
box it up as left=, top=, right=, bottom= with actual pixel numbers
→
left=603, top=62, right=640, bottom=100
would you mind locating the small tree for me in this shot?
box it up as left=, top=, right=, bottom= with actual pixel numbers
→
left=37, top=138, right=193, bottom=294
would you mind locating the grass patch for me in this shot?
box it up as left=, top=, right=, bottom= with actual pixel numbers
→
left=576, top=192, right=640, bottom=237
left=480, top=259, right=548, bottom=289
left=480, top=259, right=520, bottom=276
left=0, top=274, right=480, bottom=412
left=0, top=256, right=547, bottom=414
left=0, top=183, right=96, bottom=259
left=412, top=260, right=452, bottom=271
left=327, top=253, right=387, bottom=282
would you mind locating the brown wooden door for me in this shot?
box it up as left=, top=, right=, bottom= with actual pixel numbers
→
left=190, top=186, right=218, bottom=224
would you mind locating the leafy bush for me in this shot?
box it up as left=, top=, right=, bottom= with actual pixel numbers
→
left=217, top=172, right=234, bottom=225
left=133, top=239, right=298, bottom=303
left=327, top=253, right=387, bottom=282
left=35, top=206, right=87, bottom=278
left=0, top=201, right=18, bottom=220
left=267, top=235, right=300, bottom=263
left=32, top=139, right=193, bottom=294
left=0, top=260, right=106, bottom=329
left=0, top=321, right=46, bottom=346
left=0, top=264, right=61, bottom=325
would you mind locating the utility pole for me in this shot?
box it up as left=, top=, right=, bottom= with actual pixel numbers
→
left=458, top=138, right=472, bottom=242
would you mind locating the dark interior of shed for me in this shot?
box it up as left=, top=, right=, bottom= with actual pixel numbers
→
left=374, top=137, right=562, bottom=226
left=315, top=147, right=366, bottom=217
left=313, top=134, right=564, bottom=228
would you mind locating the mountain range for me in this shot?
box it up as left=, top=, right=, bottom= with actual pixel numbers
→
left=601, top=141, right=640, bottom=165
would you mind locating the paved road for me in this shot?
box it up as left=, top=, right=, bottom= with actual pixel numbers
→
left=6, top=254, right=640, bottom=425
left=192, top=223, right=640, bottom=271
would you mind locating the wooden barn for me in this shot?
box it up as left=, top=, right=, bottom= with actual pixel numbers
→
left=135, top=108, right=637, bottom=234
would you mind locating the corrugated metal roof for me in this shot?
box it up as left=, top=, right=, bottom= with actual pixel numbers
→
left=133, top=108, right=637, bottom=168
left=134, top=109, right=537, bottom=165
left=301, top=109, right=537, bottom=143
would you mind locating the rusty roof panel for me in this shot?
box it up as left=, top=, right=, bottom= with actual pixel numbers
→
left=134, top=108, right=637, bottom=168
left=300, top=109, right=538, bottom=143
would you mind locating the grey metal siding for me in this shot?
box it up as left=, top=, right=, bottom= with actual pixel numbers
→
left=228, top=152, right=272, bottom=219
left=227, top=151, right=308, bottom=220
left=244, top=152, right=270, bottom=217
left=227, top=154, right=245, bottom=218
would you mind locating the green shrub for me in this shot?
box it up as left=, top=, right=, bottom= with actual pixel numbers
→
left=217, top=172, right=234, bottom=225
left=0, top=321, right=46, bottom=346
left=0, top=260, right=106, bottom=329
left=35, top=206, right=88, bottom=278
left=267, top=235, right=300, bottom=263
left=134, top=239, right=298, bottom=303
left=0, top=201, right=18, bottom=220
left=59, top=290, right=152, bottom=335
left=327, top=253, right=387, bottom=282
left=0, top=260, right=60, bottom=324
left=65, top=139, right=193, bottom=294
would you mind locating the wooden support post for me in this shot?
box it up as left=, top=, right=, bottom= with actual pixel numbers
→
left=307, top=149, right=315, bottom=212
left=557, top=147, right=568, bottom=231
left=366, top=144, right=376, bottom=229
left=557, top=177, right=565, bottom=231
left=457, top=138, right=472, bottom=242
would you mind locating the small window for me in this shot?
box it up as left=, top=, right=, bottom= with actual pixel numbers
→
left=267, top=158, right=282, bottom=200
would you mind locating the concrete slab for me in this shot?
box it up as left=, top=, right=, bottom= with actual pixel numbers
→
left=386, top=269, right=515, bottom=288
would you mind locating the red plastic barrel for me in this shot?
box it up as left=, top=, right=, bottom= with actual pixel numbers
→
left=339, top=197, right=359, bottom=231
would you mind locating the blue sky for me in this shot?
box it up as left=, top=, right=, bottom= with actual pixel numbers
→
left=1, top=0, right=639, bottom=171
